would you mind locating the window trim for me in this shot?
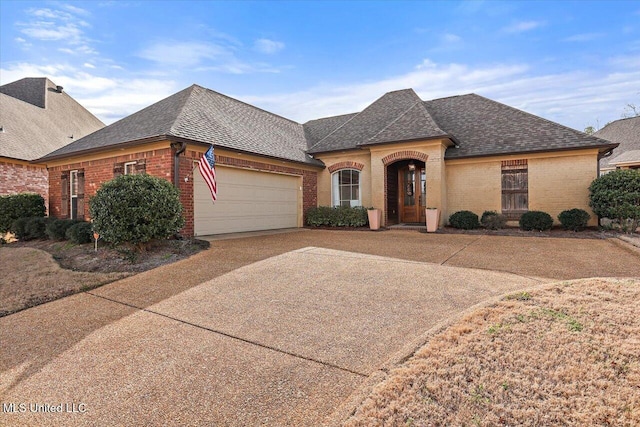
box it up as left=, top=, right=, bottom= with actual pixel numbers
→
left=70, top=170, right=78, bottom=220
left=331, top=168, right=362, bottom=207
left=124, top=161, right=137, bottom=175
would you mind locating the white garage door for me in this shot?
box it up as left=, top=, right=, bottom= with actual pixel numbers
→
left=194, top=165, right=300, bottom=236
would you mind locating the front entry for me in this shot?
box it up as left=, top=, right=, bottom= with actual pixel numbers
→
left=399, top=164, right=426, bottom=223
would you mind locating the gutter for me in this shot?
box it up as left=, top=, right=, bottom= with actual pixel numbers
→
left=172, top=141, right=187, bottom=188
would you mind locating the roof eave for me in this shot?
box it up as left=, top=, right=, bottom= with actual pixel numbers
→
left=444, top=143, right=620, bottom=161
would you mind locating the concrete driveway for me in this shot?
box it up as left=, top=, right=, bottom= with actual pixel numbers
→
left=2, top=230, right=639, bottom=426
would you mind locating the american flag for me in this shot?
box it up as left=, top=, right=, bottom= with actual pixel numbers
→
left=198, top=144, right=217, bottom=202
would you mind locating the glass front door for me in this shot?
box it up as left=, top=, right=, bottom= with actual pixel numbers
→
left=399, top=165, right=426, bottom=223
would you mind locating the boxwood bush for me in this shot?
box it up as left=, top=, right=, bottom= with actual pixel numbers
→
left=449, top=210, right=480, bottom=229
left=589, top=169, right=640, bottom=233
left=519, top=211, right=554, bottom=231
left=558, top=208, right=591, bottom=231
left=9, top=217, right=31, bottom=240
left=65, top=222, right=93, bottom=244
left=46, top=219, right=81, bottom=240
left=305, top=206, right=368, bottom=227
left=0, top=193, right=46, bottom=232
left=89, top=174, right=185, bottom=249
left=480, top=210, right=507, bottom=230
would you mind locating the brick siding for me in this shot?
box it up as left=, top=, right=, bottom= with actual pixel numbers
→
left=49, top=146, right=319, bottom=237
left=0, top=161, right=49, bottom=212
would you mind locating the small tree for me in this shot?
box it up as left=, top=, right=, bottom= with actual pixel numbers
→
left=589, top=170, right=640, bottom=233
left=89, top=174, right=185, bottom=249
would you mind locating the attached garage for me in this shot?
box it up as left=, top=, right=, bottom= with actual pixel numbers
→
left=194, top=165, right=301, bottom=236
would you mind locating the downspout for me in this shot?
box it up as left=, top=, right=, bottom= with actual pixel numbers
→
left=596, top=147, right=615, bottom=227
left=173, top=142, right=187, bottom=187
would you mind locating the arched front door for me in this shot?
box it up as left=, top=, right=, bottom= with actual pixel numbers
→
left=399, top=163, right=426, bottom=223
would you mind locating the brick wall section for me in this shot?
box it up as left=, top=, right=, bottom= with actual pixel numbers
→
left=327, top=161, right=364, bottom=173
left=381, top=150, right=429, bottom=165
left=48, top=148, right=173, bottom=220
left=51, top=146, right=320, bottom=237
left=0, top=161, right=49, bottom=211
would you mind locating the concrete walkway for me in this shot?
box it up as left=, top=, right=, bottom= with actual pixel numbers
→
left=2, top=230, right=639, bottom=426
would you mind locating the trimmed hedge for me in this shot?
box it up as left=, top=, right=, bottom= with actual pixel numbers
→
left=558, top=208, right=591, bottom=231
left=306, top=206, right=369, bottom=227
left=46, top=219, right=81, bottom=240
left=519, top=211, right=554, bottom=231
left=449, top=210, right=480, bottom=230
left=66, top=222, right=93, bottom=244
left=481, top=211, right=507, bottom=230
left=0, top=193, right=46, bottom=232
left=89, top=174, right=185, bottom=248
left=9, top=217, right=30, bottom=240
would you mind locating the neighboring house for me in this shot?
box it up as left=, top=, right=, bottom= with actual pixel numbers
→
left=38, top=85, right=616, bottom=237
left=0, top=77, right=104, bottom=209
left=595, top=116, right=640, bottom=174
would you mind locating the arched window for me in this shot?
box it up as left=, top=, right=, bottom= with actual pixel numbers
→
left=332, top=169, right=361, bottom=207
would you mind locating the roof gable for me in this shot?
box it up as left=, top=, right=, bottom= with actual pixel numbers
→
left=0, top=78, right=105, bottom=161
left=594, top=116, right=640, bottom=168
left=307, top=89, right=445, bottom=153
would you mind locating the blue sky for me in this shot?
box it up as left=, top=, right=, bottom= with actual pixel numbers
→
left=1, top=1, right=639, bottom=131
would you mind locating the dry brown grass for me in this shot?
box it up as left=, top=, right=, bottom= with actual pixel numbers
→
left=0, top=247, right=128, bottom=316
left=345, top=278, right=640, bottom=427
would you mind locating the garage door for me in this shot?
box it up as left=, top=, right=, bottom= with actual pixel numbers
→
left=194, top=165, right=300, bottom=236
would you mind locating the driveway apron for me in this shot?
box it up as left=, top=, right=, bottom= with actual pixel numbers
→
left=1, top=245, right=547, bottom=426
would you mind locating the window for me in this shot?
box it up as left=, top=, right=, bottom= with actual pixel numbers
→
left=332, top=169, right=361, bottom=207
left=124, top=161, right=137, bottom=175
left=501, top=160, right=528, bottom=219
left=70, top=170, right=78, bottom=220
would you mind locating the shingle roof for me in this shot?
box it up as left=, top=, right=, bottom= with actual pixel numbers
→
left=41, top=84, right=321, bottom=165
left=423, top=94, right=616, bottom=159
left=303, top=113, right=357, bottom=147
left=594, top=117, right=640, bottom=168
left=0, top=78, right=104, bottom=161
left=307, top=89, right=446, bottom=154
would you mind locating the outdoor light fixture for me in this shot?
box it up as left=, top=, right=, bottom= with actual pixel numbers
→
left=408, top=161, right=416, bottom=171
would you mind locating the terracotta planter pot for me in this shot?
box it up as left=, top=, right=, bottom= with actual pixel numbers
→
left=367, top=209, right=382, bottom=230
left=426, top=209, right=440, bottom=232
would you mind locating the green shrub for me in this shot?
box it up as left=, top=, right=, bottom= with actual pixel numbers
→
left=481, top=211, right=507, bottom=230
left=9, top=217, right=30, bottom=240
left=558, top=209, right=591, bottom=231
left=519, top=211, right=554, bottom=231
left=89, top=174, right=185, bottom=249
left=449, top=210, right=480, bottom=229
left=589, top=170, right=640, bottom=233
left=46, top=219, right=80, bottom=240
left=65, top=222, right=93, bottom=244
left=305, top=206, right=368, bottom=227
left=24, top=217, right=53, bottom=240
left=0, top=193, right=46, bottom=232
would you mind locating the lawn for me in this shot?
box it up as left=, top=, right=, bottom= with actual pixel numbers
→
left=345, top=278, right=640, bottom=426
left=0, top=247, right=128, bottom=317
left=0, top=238, right=209, bottom=316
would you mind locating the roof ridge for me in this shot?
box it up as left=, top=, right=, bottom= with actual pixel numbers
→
left=364, top=100, right=422, bottom=144
left=470, top=93, right=614, bottom=146
left=304, top=112, right=358, bottom=124
left=169, top=85, right=201, bottom=136
left=195, top=84, right=304, bottom=127
left=307, top=105, right=364, bottom=152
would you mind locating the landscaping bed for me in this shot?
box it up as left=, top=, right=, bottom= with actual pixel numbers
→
left=0, top=238, right=209, bottom=316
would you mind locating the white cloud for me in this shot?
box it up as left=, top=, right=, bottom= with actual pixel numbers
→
left=442, top=33, right=462, bottom=43
left=503, top=20, right=545, bottom=33
left=138, top=41, right=227, bottom=67
left=239, top=58, right=640, bottom=131
left=83, top=62, right=96, bottom=69
left=562, top=33, right=604, bottom=42
left=254, top=38, right=285, bottom=54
